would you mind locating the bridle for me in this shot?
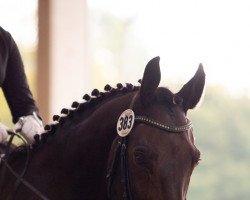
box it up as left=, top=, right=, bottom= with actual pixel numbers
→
left=106, top=94, right=192, bottom=200
left=106, top=117, right=192, bottom=200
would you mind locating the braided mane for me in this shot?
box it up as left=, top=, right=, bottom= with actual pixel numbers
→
left=32, top=82, right=140, bottom=149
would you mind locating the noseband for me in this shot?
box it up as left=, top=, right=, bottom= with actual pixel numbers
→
left=106, top=94, right=192, bottom=200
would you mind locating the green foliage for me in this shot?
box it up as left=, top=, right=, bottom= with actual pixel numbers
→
left=187, top=86, right=250, bottom=200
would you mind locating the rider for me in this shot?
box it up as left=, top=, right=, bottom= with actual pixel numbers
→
left=0, top=26, right=44, bottom=144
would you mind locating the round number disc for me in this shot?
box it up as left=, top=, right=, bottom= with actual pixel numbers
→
left=117, top=109, right=135, bottom=137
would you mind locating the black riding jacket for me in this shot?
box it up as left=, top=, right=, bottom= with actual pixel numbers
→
left=0, top=26, right=39, bottom=123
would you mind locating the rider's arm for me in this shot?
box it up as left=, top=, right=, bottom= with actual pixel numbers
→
left=0, top=27, right=39, bottom=123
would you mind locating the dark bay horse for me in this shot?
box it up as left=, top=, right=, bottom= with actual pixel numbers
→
left=0, top=57, right=205, bottom=200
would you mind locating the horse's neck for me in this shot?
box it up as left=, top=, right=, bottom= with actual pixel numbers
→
left=3, top=92, right=136, bottom=199
left=60, top=92, right=135, bottom=193
left=65, top=92, right=135, bottom=168
left=76, top=92, right=134, bottom=150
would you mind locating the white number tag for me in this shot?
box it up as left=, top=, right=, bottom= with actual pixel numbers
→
left=117, top=109, right=135, bottom=137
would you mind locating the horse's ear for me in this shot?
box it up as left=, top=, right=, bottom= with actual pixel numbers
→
left=177, top=63, right=205, bottom=113
left=140, top=57, right=161, bottom=105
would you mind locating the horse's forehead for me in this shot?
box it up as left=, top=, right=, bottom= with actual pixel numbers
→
left=149, top=87, right=185, bottom=118
left=145, top=102, right=186, bottom=126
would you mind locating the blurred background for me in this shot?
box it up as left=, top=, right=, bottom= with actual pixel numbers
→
left=0, top=0, right=250, bottom=199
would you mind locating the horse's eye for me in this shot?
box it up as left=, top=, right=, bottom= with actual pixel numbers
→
left=133, top=146, right=154, bottom=173
left=134, top=149, right=146, bottom=165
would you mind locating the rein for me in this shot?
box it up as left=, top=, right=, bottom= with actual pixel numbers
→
left=107, top=136, right=133, bottom=200
left=0, top=131, right=49, bottom=200
left=107, top=94, right=192, bottom=200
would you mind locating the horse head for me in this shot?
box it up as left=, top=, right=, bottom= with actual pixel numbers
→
left=108, top=57, right=205, bottom=200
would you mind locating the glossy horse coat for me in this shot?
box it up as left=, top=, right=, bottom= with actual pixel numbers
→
left=0, top=57, right=205, bottom=200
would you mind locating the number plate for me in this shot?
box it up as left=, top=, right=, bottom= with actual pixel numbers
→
left=117, top=109, right=135, bottom=137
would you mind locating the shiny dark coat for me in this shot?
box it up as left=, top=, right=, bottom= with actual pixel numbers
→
left=0, top=57, right=205, bottom=199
